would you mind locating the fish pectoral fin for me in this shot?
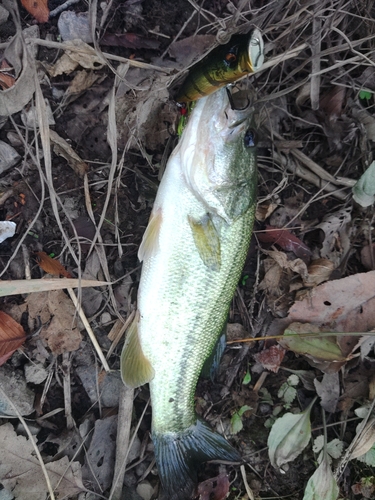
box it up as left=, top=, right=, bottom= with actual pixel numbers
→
left=188, top=214, right=221, bottom=271
left=138, top=209, right=162, bottom=262
left=121, top=314, right=155, bottom=388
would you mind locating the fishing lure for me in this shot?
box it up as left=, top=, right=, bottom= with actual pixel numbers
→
left=175, top=28, right=264, bottom=104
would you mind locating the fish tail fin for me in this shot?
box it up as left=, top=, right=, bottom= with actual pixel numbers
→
left=153, top=419, right=241, bottom=500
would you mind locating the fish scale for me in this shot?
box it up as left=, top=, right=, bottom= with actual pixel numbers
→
left=121, top=87, right=258, bottom=500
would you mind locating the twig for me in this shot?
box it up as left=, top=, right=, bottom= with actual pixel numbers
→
left=240, top=464, right=255, bottom=500
left=67, top=287, right=110, bottom=372
left=109, top=385, right=135, bottom=500
left=310, top=5, right=321, bottom=110
left=49, top=0, right=80, bottom=17
left=61, top=352, right=74, bottom=430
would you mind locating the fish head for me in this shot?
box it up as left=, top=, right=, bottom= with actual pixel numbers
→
left=180, top=87, right=258, bottom=222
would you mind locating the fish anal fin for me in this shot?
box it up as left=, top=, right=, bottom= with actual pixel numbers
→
left=188, top=214, right=221, bottom=271
left=138, top=209, right=162, bottom=262
left=153, top=419, right=241, bottom=500
left=121, top=313, right=155, bottom=388
left=201, top=325, right=226, bottom=380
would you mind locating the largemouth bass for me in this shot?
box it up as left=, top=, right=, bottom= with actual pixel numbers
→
left=175, top=29, right=264, bottom=103
left=121, top=87, right=258, bottom=500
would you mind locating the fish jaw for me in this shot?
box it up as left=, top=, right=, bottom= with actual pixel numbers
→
left=178, top=88, right=256, bottom=222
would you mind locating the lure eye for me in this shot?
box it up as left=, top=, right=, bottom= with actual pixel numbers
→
left=225, top=52, right=237, bottom=64
left=244, top=128, right=258, bottom=148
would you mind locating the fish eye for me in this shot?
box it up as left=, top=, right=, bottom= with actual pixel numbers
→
left=244, top=128, right=258, bottom=148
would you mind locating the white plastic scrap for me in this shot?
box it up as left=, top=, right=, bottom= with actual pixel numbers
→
left=0, top=221, right=16, bottom=244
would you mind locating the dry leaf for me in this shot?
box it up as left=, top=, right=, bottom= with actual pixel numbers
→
left=0, top=32, right=36, bottom=116
left=0, top=422, right=85, bottom=499
left=35, top=251, right=72, bottom=278
left=26, top=290, right=83, bottom=355
left=197, top=471, right=230, bottom=500
left=254, top=344, right=286, bottom=373
left=314, top=373, right=340, bottom=413
left=255, top=202, right=278, bottom=221
left=49, top=130, right=88, bottom=178
left=0, top=311, right=26, bottom=366
left=258, top=226, right=312, bottom=260
left=0, top=60, right=15, bottom=90
left=361, top=243, right=375, bottom=271
left=21, top=0, right=49, bottom=23
left=350, top=418, right=375, bottom=460
left=303, top=258, right=335, bottom=287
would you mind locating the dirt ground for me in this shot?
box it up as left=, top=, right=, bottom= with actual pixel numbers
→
left=0, top=0, right=375, bottom=499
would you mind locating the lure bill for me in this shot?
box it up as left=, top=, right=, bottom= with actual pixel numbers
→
left=175, top=28, right=264, bottom=103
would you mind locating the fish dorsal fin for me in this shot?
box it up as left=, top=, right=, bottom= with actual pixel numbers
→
left=121, top=312, right=155, bottom=388
left=188, top=214, right=221, bottom=271
left=138, top=210, right=162, bottom=262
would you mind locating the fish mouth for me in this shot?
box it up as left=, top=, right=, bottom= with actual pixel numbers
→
left=225, top=88, right=252, bottom=129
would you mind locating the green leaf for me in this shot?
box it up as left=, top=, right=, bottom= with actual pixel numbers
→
left=303, top=455, right=339, bottom=500
left=277, top=382, right=297, bottom=405
left=238, top=405, right=252, bottom=417
left=259, top=387, right=273, bottom=405
left=288, top=374, right=299, bottom=386
left=268, top=401, right=314, bottom=470
left=230, top=405, right=252, bottom=434
left=356, top=445, right=375, bottom=466
left=230, top=412, right=243, bottom=435
left=352, top=161, right=375, bottom=207
left=280, top=323, right=346, bottom=362
left=242, top=368, right=251, bottom=385
left=359, top=90, right=373, bottom=100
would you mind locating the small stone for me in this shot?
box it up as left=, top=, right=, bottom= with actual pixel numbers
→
left=24, top=362, right=48, bottom=385
left=100, top=312, right=112, bottom=325
left=0, top=4, right=9, bottom=25
left=58, top=11, right=93, bottom=43
left=136, top=481, right=154, bottom=500
left=0, top=365, right=34, bottom=416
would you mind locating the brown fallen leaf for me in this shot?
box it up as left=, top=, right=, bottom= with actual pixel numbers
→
left=0, top=311, right=26, bottom=366
left=49, top=130, right=88, bottom=178
left=21, top=0, right=49, bottom=23
left=0, top=60, right=15, bottom=90
left=254, top=344, right=286, bottom=373
left=303, top=258, right=335, bottom=287
left=0, top=423, right=84, bottom=500
left=35, top=251, right=72, bottom=278
left=258, top=225, right=312, bottom=260
left=26, top=290, right=83, bottom=355
left=197, top=470, right=230, bottom=500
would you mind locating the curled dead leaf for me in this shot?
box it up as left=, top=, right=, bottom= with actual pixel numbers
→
left=350, top=418, right=375, bottom=460
left=21, top=0, right=49, bottom=23
left=303, top=258, right=335, bottom=287
left=35, top=252, right=72, bottom=278
left=0, top=311, right=26, bottom=365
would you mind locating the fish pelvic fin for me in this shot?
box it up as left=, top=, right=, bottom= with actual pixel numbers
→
left=188, top=214, right=221, bottom=271
left=138, top=209, right=162, bottom=262
left=153, top=419, right=241, bottom=500
left=120, top=312, right=155, bottom=388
